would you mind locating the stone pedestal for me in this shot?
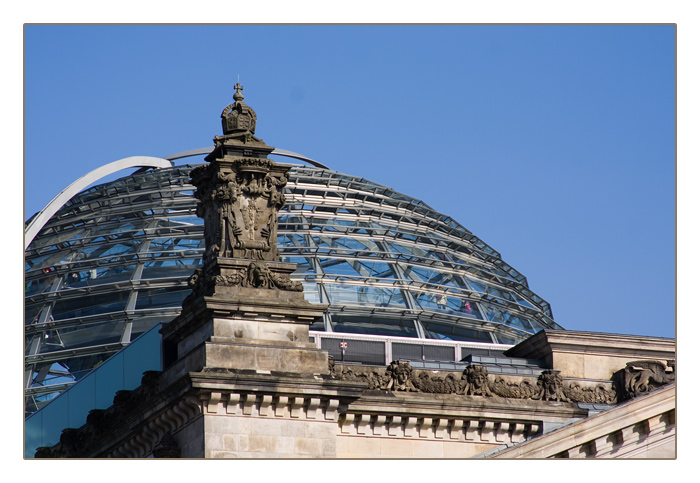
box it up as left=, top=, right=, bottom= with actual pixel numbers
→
left=161, top=258, right=329, bottom=377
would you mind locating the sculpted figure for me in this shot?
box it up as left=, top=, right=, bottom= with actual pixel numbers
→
left=383, top=361, right=419, bottom=392
left=533, top=370, right=569, bottom=402
left=461, top=365, right=492, bottom=396
left=247, top=262, right=271, bottom=289
left=624, top=360, right=675, bottom=398
left=265, top=173, right=288, bottom=208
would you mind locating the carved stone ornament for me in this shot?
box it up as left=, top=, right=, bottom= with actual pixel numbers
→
left=328, top=356, right=337, bottom=377
left=246, top=262, right=303, bottom=291
left=461, top=365, right=492, bottom=396
left=383, top=360, right=420, bottom=392
left=339, top=366, right=387, bottom=390
left=182, top=260, right=303, bottom=308
left=490, top=376, right=538, bottom=399
left=620, top=360, right=675, bottom=400
left=221, top=83, right=257, bottom=135
left=414, top=371, right=462, bottom=394
left=336, top=362, right=618, bottom=404
left=532, top=370, right=569, bottom=402
left=190, top=160, right=287, bottom=262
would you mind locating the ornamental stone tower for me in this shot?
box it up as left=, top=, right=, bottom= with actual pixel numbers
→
left=160, top=84, right=330, bottom=376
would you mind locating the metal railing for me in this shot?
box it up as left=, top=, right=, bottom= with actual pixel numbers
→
left=309, top=330, right=511, bottom=366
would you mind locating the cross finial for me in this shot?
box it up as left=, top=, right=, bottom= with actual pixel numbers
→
left=233, top=82, right=244, bottom=102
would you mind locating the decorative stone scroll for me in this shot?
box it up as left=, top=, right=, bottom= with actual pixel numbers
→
left=617, top=360, right=675, bottom=401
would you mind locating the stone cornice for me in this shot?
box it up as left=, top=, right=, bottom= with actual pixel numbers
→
left=189, top=369, right=368, bottom=398
left=161, top=294, right=326, bottom=343
left=347, top=391, right=588, bottom=422
left=505, top=330, right=676, bottom=361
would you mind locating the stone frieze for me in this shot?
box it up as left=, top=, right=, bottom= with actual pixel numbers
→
left=335, top=360, right=625, bottom=404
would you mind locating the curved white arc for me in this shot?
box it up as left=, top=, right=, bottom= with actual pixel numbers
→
left=271, top=148, right=330, bottom=170
left=163, top=147, right=330, bottom=170
left=163, top=147, right=212, bottom=160
left=25, top=156, right=173, bottom=251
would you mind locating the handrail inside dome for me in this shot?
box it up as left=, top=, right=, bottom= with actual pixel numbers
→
left=24, top=156, right=174, bottom=251
left=163, top=147, right=330, bottom=170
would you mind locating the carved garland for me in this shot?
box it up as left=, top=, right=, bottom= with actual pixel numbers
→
left=333, top=360, right=646, bottom=404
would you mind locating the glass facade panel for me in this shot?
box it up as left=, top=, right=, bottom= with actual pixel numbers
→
left=94, top=351, right=125, bottom=407
left=25, top=273, right=57, bottom=296
left=67, top=372, right=96, bottom=428
left=24, top=324, right=163, bottom=456
left=301, top=282, right=321, bottom=303
left=392, top=342, right=455, bottom=362
left=413, top=291, right=484, bottom=320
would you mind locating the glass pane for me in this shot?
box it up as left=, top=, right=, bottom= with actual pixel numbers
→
left=38, top=321, right=125, bottom=355
left=324, top=283, right=408, bottom=308
left=413, top=292, right=483, bottom=319
left=301, top=282, right=321, bottom=303
left=95, top=351, right=124, bottom=408
left=51, top=291, right=129, bottom=320
left=124, top=327, right=162, bottom=389
left=141, top=257, right=201, bottom=280
left=135, top=287, right=190, bottom=310
left=422, top=322, right=493, bottom=343
left=25, top=272, right=57, bottom=295
left=67, top=372, right=96, bottom=428
left=25, top=409, right=43, bottom=457
left=38, top=392, right=69, bottom=453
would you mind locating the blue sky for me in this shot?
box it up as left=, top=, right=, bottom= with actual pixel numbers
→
left=24, top=24, right=676, bottom=338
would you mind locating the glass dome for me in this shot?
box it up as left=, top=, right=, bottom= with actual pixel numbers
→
left=24, top=162, right=562, bottom=415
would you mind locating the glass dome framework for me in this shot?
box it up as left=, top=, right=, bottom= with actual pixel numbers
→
left=24, top=160, right=562, bottom=416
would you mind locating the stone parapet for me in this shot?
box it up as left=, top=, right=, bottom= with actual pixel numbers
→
left=505, top=330, right=676, bottom=380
